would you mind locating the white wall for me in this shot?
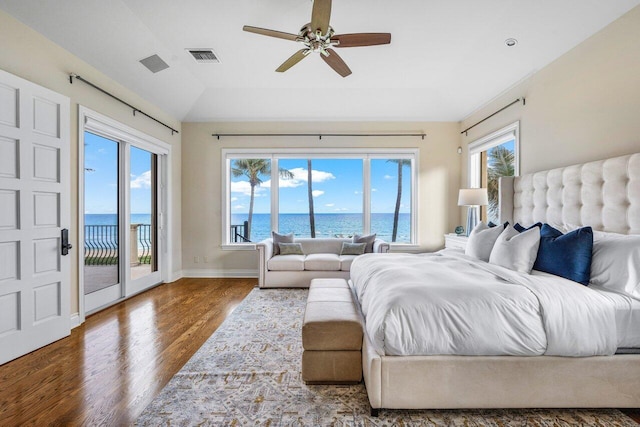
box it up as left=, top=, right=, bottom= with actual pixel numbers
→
left=181, top=122, right=461, bottom=276
left=460, top=6, right=640, bottom=190
left=0, top=10, right=183, bottom=315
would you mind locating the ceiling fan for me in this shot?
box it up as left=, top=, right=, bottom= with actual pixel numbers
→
left=243, top=0, right=391, bottom=77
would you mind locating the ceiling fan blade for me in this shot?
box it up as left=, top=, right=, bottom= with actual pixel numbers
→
left=310, top=0, right=332, bottom=34
left=333, top=33, right=391, bottom=48
left=276, top=49, right=310, bottom=73
left=243, top=25, right=298, bottom=41
left=321, top=49, right=352, bottom=77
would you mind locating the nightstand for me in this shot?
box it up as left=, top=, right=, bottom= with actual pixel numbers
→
left=444, top=233, right=468, bottom=250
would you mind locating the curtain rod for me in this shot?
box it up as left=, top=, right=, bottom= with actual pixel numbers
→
left=461, top=98, right=525, bottom=136
left=69, top=73, right=179, bottom=135
left=213, top=133, right=426, bottom=140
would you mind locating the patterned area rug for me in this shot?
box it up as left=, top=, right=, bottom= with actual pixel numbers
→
left=136, top=288, right=636, bottom=426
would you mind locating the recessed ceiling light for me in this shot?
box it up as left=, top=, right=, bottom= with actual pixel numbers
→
left=505, top=38, right=518, bottom=47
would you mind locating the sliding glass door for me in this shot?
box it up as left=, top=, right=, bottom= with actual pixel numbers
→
left=84, top=132, right=122, bottom=311
left=82, top=130, right=165, bottom=313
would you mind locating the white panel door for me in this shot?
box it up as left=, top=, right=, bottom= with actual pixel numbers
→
left=0, top=69, right=70, bottom=365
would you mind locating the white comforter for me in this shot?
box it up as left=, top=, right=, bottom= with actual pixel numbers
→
left=350, top=250, right=617, bottom=357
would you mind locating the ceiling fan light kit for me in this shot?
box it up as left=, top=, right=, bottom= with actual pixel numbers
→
left=243, top=0, right=391, bottom=77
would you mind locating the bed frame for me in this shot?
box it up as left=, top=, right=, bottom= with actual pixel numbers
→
left=362, top=152, right=640, bottom=414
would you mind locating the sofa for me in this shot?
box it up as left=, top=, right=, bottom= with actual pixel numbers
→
left=256, top=237, right=389, bottom=288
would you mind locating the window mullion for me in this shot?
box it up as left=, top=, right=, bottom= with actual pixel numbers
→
left=363, top=157, right=371, bottom=235
left=271, top=157, right=279, bottom=233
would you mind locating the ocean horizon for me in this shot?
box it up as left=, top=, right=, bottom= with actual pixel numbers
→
left=85, top=212, right=411, bottom=244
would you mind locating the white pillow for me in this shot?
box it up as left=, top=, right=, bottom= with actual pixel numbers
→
left=465, top=222, right=504, bottom=262
left=489, top=225, right=541, bottom=273
left=591, top=231, right=640, bottom=298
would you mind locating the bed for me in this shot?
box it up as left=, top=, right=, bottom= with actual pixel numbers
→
left=350, top=152, right=640, bottom=413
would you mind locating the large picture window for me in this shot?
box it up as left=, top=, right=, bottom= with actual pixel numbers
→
left=223, top=149, right=418, bottom=247
left=468, top=122, right=519, bottom=224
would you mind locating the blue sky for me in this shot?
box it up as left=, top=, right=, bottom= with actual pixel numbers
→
left=230, top=158, right=412, bottom=215
left=84, top=132, right=153, bottom=215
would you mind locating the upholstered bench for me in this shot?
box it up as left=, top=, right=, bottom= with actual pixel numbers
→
left=301, top=278, right=363, bottom=384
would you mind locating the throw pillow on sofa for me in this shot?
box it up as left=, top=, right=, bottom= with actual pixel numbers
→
left=278, top=242, right=305, bottom=255
left=353, top=233, right=376, bottom=253
left=340, top=242, right=366, bottom=255
left=272, top=231, right=294, bottom=255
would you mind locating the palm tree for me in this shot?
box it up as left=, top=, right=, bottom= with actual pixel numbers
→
left=387, top=159, right=411, bottom=242
left=231, top=159, right=293, bottom=240
left=307, top=159, right=316, bottom=238
left=486, top=146, right=515, bottom=220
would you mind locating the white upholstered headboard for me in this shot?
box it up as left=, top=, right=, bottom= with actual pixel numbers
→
left=499, top=153, right=639, bottom=235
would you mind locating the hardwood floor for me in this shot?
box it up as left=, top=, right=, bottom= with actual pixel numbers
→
left=0, top=278, right=255, bottom=426
left=1, top=278, right=638, bottom=426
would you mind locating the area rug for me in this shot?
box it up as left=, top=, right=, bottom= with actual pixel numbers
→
left=136, top=288, right=636, bottom=426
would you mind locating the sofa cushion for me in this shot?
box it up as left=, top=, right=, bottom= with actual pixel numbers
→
left=339, top=255, right=358, bottom=271
left=304, top=253, right=341, bottom=271
left=353, top=233, right=376, bottom=253
left=268, top=254, right=304, bottom=271
left=272, top=231, right=294, bottom=255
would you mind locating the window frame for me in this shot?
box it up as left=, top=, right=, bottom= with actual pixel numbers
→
left=467, top=121, right=520, bottom=223
left=221, top=148, right=419, bottom=250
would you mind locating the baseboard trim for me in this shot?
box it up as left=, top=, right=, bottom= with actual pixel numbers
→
left=70, top=313, right=82, bottom=329
left=170, top=270, right=184, bottom=282
left=182, top=269, right=258, bottom=278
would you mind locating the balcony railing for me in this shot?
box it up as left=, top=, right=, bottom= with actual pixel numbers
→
left=230, top=221, right=250, bottom=243
left=84, top=224, right=152, bottom=265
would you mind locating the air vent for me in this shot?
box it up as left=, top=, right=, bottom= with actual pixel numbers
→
left=139, top=54, right=170, bottom=73
left=187, top=49, right=220, bottom=63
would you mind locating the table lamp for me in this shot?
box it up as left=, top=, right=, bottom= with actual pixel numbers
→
left=458, top=188, right=488, bottom=236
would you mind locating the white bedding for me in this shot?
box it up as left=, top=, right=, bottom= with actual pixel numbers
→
left=350, top=249, right=617, bottom=357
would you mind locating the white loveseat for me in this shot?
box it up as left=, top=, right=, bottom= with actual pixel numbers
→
left=256, top=237, right=389, bottom=288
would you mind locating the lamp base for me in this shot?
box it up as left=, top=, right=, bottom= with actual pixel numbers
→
left=466, top=206, right=479, bottom=237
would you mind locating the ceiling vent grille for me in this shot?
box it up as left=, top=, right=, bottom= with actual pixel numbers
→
left=139, top=54, right=170, bottom=73
left=187, top=49, right=220, bottom=63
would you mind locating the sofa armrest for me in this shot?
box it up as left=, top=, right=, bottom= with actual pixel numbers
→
left=256, top=239, right=274, bottom=288
left=373, top=239, right=389, bottom=253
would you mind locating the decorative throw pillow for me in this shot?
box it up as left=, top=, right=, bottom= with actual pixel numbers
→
left=489, top=225, right=541, bottom=273
left=533, top=224, right=593, bottom=285
left=272, top=231, right=294, bottom=256
left=277, top=242, right=304, bottom=256
left=353, top=234, right=376, bottom=253
left=514, top=222, right=542, bottom=233
left=340, top=242, right=366, bottom=256
left=465, top=222, right=504, bottom=262
left=590, top=231, right=640, bottom=297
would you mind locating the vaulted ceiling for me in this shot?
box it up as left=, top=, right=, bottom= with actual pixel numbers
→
left=1, top=0, right=638, bottom=122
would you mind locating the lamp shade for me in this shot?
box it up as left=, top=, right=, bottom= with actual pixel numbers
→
left=458, top=188, right=488, bottom=206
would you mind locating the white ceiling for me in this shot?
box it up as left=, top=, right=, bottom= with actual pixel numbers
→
left=1, top=0, right=639, bottom=122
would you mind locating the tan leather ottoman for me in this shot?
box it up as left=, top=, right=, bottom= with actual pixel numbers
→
left=302, top=278, right=363, bottom=384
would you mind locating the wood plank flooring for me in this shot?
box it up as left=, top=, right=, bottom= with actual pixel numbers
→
left=0, top=278, right=638, bottom=425
left=0, top=278, right=255, bottom=426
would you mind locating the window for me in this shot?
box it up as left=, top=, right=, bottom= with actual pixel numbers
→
left=223, top=149, right=418, bottom=247
left=468, top=122, right=519, bottom=224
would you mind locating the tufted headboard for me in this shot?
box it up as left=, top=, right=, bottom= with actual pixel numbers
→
left=499, top=153, right=639, bottom=235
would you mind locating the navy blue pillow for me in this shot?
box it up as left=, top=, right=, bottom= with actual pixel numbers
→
left=514, top=222, right=542, bottom=232
left=533, top=224, right=593, bottom=285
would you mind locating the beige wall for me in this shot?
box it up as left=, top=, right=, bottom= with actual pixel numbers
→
left=181, top=122, right=461, bottom=275
left=0, top=10, right=183, bottom=317
left=460, top=5, right=640, bottom=193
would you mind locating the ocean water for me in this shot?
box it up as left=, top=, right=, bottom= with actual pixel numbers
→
left=84, top=214, right=152, bottom=249
left=85, top=213, right=412, bottom=245
left=232, top=213, right=411, bottom=243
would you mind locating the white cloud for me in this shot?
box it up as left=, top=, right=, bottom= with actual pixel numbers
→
left=312, top=190, right=324, bottom=197
left=231, top=180, right=267, bottom=196
left=277, top=167, right=335, bottom=188
left=130, top=170, right=151, bottom=189
left=233, top=204, right=245, bottom=210
left=334, top=207, right=349, bottom=212
left=384, top=174, right=394, bottom=180
left=354, top=191, right=360, bottom=195
left=325, top=203, right=335, bottom=207
left=372, top=188, right=378, bottom=192
left=231, top=197, right=238, bottom=202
